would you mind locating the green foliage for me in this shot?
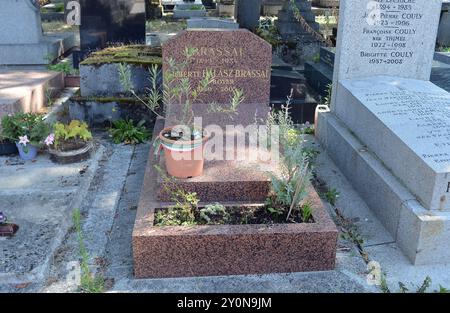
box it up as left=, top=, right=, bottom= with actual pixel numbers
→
left=323, top=188, right=340, bottom=206
left=323, top=83, right=333, bottom=106
left=266, top=94, right=312, bottom=211
left=300, top=203, right=313, bottom=223
left=110, top=119, right=150, bottom=145
left=118, top=63, right=134, bottom=95
left=312, top=53, right=320, bottom=63
left=47, top=61, right=77, bottom=75
left=199, top=203, right=230, bottom=225
left=0, top=113, right=50, bottom=146
left=302, top=147, right=320, bottom=163
left=154, top=191, right=199, bottom=226
left=417, top=276, right=432, bottom=293
left=255, top=21, right=282, bottom=47
left=300, top=126, right=315, bottom=135
left=266, top=206, right=285, bottom=219
left=123, top=46, right=242, bottom=132
left=81, top=45, right=162, bottom=66
left=72, top=209, right=104, bottom=293
left=53, top=120, right=92, bottom=147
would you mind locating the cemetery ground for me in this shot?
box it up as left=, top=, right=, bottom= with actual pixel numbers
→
left=1, top=131, right=450, bottom=293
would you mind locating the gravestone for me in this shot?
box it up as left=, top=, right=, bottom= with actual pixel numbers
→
left=0, top=0, right=75, bottom=65
left=159, top=29, right=274, bottom=202
left=437, top=1, right=450, bottom=47
left=235, top=0, right=262, bottom=30
left=276, top=0, right=324, bottom=64
left=316, top=0, right=450, bottom=265
left=305, top=47, right=450, bottom=98
left=163, top=29, right=272, bottom=126
left=77, top=0, right=146, bottom=61
left=276, top=0, right=320, bottom=41
left=187, top=17, right=239, bottom=29
left=173, top=0, right=207, bottom=18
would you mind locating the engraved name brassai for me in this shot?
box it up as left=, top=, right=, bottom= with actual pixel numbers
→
left=194, top=47, right=244, bottom=57
left=171, top=69, right=270, bottom=79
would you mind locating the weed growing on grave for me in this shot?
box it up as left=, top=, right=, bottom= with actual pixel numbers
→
left=47, top=60, right=78, bottom=76
left=322, top=188, right=340, bottom=206
left=72, top=209, right=104, bottom=293
left=110, top=119, right=151, bottom=145
left=323, top=83, right=333, bottom=107
left=381, top=276, right=448, bottom=293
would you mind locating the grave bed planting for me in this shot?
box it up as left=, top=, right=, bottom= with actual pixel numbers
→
left=133, top=183, right=338, bottom=278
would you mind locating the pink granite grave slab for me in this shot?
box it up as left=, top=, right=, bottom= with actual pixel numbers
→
left=133, top=119, right=338, bottom=278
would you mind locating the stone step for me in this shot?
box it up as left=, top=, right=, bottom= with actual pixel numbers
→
left=0, top=70, right=64, bottom=119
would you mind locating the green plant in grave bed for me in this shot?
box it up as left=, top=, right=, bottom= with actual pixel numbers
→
left=266, top=91, right=312, bottom=219
left=110, top=119, right=150, bottom=145
left=266, top=206, right=285, bottom=219
left=200, top=203, right=230, bottom=225
left=302, top=147, right=320, bottom=163
left=300, top=203, right=313, bottom=223
left=155, top=190, right=199, bottom=226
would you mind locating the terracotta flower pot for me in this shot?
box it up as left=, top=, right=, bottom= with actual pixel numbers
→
left=158, top=127, right=209, bottom=179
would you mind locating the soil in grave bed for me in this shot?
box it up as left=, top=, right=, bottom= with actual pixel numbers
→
left=154, top=204, right=315, bottom=226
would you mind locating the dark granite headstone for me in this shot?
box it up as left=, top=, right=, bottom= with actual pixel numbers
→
left=235, top=0, right=262, bottom=30
left=78, top=0, right=146, bottom=60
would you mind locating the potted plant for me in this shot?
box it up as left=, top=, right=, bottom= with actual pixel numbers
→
left=48, top=120, right=94, bottom=164
left=0, top=113, right=52, bottom=160
left=126, top=47, right=244, bottom=179
left=47, top=60, right=80, bottom=87
left=0, top=131, right=18, bottom=156
left=0, top=212, right=19, bottom=237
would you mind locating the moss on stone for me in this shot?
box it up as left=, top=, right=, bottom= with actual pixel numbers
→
left=70, top=95, right=142, bottom=104
left=80, top=45, right=162, bottom=66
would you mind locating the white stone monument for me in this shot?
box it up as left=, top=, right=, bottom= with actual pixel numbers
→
left=317, top=0, right=450, bottom=265
left=0, top=0, right=75, bottom=65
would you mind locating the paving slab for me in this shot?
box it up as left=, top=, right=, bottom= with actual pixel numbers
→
left=0, top=143, right=104, bottom=286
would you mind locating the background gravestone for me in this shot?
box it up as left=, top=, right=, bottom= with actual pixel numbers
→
left=317, top=0, right=450, bottom=265
left=77, top=0, right=146, bottom=62
left=437, top=1, right=450, bottom=47
left=163, top=29, right=272, bottom=126
left=0, top=0, right=74, bottom=65
left=235, top=0, right=262, bottom=30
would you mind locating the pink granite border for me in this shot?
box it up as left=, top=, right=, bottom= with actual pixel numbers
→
left=132, top=120, right=338, bottom=278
